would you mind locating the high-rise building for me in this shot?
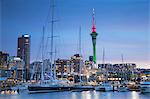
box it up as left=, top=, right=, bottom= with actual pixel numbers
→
left=55, top=59, right=71, bottom=78
left=0, top=51, right=9, bottom=69
left=71, top=54, right=82, bottom=73
left=90, top=9, right=98, bottom=65
left=17, top=34, right=30, bottom=80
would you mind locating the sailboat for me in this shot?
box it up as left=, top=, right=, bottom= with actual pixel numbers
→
left=28, top=0, right=73, bottom=93
left=28, top=26, right=73, bottom=93
left=95, top=82, right=114, bottom=92
left=28, top=25, right=56, bottom=93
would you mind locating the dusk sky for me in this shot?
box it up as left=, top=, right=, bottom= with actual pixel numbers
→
left=0, top=0, right=149, bottom=68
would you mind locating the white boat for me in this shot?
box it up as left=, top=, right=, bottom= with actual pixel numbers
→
left=72, top=84, right=94, bottom=92
left=140, top=81, right=150, bottom=93
left=117, top=85, right=129, bottom=92
left=95, top=83, right=113, bottom=91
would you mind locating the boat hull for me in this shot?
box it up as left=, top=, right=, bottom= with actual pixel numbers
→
left=71, top=86, right=95, bottom=92
left=95, top=84, right=114, bottom=92
left=117, top=87, right=129, bottom=92
left=95, top=87, right=113, bottom=92
left=28, top=86, right=72, bottom=93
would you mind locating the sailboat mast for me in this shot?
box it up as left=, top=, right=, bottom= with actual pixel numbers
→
left=79, top=26, right=81, bottom=55
left=102, top=48, right=105, bottom=65
left=121, top=54, right=126, bottom=81
left=50, top=0, right=55, bottom=78
left=102, top=48, right=108, bottom=82
left=79, top=26, right=82, bottom=83
left=50, top=0, right=54, bottom=63
left=121, top=54, right=124, bottom=64
left=41, top=26, right=45, bottom=81
left=53, top=48, right=57, bottom=80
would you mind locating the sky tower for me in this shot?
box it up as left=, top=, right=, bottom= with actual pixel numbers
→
left=90, top=8, right=98, bottom=65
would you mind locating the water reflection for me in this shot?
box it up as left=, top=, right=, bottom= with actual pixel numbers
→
left=70, top=91, right=143, bottom=99
left=131, top=91, right=139, bottom=99
left=71, top=92, right=78, bottom=99
left=1, top=91, right=150, bottom=99
left=92, top=91, right=99, bottom=99
left=81, top=91, right=91, bottom=99
left=106, top=92, right=112, bottom=99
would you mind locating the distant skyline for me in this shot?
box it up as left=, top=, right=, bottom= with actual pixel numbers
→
left=0, top=0, right=149, bottom=68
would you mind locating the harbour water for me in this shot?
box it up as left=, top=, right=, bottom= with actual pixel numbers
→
left=0, top=91, right=150, bottom=99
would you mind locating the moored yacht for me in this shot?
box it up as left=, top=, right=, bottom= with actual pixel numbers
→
left=117, top=85, right=129, bottom=92
left=95, top=82, right=113, bottom=92
left=71, top=84, right=95, bottom=92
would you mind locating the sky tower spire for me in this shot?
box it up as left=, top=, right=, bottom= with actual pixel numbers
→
left=90, top=8, right=98, bottom=66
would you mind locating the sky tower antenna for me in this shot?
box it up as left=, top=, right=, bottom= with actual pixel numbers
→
left=92, top=8, right=96, bottom=33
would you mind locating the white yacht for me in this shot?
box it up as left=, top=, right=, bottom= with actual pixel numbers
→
left=72, top=84, right=95, bottom=92
left=95, top=82, right=113, bottom=92
left=117, top=85, right=129, bottom=92
left=140, top=81, right=150, bottom=93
